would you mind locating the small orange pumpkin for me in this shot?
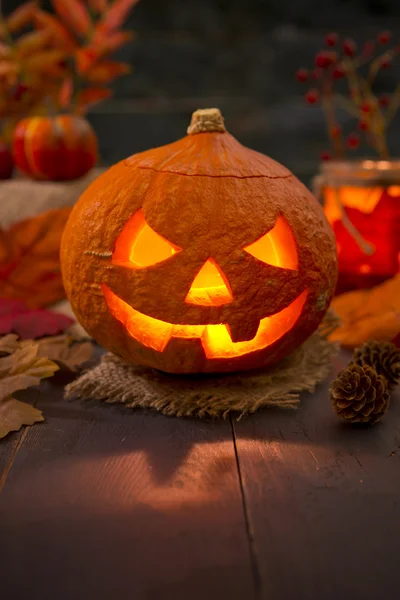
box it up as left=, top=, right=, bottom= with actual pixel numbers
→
left=13, top=115, right=98, bottom=181
left=61, top=109, right=337, bottom=374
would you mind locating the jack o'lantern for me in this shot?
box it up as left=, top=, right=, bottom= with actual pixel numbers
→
left=61, top=109, right=337, bottom=374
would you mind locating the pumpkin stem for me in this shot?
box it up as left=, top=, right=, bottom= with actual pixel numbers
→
left=187, top=108, right=226, bottom=135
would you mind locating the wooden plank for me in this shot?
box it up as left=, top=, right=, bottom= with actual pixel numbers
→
left=233, top=350, right=400, bottom=600
left=0, top=377, right=256, bottom=600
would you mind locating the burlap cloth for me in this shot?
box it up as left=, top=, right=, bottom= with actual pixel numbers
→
left=65, top=313, right=340, bottom=419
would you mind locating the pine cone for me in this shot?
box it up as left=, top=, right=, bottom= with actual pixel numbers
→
left=331, top=364, right=390, bottom=424
left=353, top=341, right=400, bottom=390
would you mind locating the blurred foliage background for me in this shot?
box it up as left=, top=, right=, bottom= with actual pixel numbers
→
left=3, top=0, right=400, bottom=181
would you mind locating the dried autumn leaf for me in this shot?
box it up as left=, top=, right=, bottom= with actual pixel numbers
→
left=34, top=335, right=93, bottom=371
left=75, top=46, right=102, bottom=74
left=0, top=206, right=72, bottom=309
left=92, top=29, right=134, bottom=53
left=25, top=50, right=66, bottom=73
left=331, top=274, right=400, bottom=347
left=34, top=10, right=76, bottom=50
left=51, top=0, right=91, bottom=37
left=0, top=334, right=19, bottom=355
left=0, top=342, right=59, bottom=400
left=76, top=86, right=112, bottom=109
left=0, top=62, right=18, bottom=77
left=86, top=59, right=130, bottom=83
left=16, top=30, right=53, bottom=57
left=0, top=42, right=12, bottom=58
left=88, top=0, right=108, bottom=13
left=99, top=0, right=140, bottom=33
left=0, top=397, right=43, bottom=439
left=6, top=1, right=37, bottom=34
left=58, top=76, right=73, bottom=108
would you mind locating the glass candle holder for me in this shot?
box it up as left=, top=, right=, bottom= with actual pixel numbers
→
left=314, top=160, right=400, bottom=294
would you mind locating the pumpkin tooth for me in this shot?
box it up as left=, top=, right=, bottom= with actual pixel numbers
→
left=226, top=318, right=260, bottom=343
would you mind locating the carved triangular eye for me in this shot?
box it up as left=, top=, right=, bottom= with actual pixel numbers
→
left=244, top=215, right=298, bottom=270
left=113, top=209, right=181, bottom=267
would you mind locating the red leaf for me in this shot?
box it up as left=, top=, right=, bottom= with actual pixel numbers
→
left=0, top=207, right=72, bottom=309
left=51, top=0, right=91, bottom=37
left=34, top=10, right=76, bottom=50
left=86, top=60, right=130, bottom=83
left=58, top=77, right=73, bottom=108
left=92, top=29, right=134, bottom=53
left=76, top=87, right=113, bottom=109
left=99, top=0, right=140, bottom=33
left=88, top=0, right=108, bottom=12
left=0, top=298, right=74, bottom=339
left=75, top=46, right=102, bottom=74
left=6, top=1, right=37, bottom=33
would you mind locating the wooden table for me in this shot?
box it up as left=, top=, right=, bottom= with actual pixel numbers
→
left=1, top=349, right=400, bottom=600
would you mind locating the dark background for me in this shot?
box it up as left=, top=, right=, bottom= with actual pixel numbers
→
left=4, top=0, right=400, bottom=182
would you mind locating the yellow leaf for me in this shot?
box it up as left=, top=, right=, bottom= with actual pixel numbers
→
left=51, top=0, right=91, bottom=37
left=6, top=1, right=37, bottom=34
left=0, top=397, right=43, bottom=439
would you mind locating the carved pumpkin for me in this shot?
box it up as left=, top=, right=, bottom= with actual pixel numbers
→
left=61, top=109, right=337, bottom=374
left=13, top=115, right=97, bottom=181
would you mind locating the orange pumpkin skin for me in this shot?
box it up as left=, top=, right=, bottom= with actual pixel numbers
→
left=13, top=115, right=98, bottom=181
left=61, top=109, right=337, bottom=374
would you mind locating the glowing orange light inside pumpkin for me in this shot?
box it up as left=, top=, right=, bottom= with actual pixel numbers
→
left=102, top=285, right=308, bottom=359
left=113, top=208, right=181, bottom=267
left=185, top=259, right=233, bottom=306
left=244, top=215, right=298, bottom=270
left=106, top=211, right=304, bottom=358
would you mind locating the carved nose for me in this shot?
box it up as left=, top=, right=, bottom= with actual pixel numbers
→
left=185, top=259, right=233, bottom=306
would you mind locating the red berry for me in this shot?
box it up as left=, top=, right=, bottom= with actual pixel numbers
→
left=381, top=57, right=391, bottom=69
left=333, top=65, right=345, bottom=79
left=0, top=141, right=14, bottom=180
left=361, top=102, right=371, bottom=113
left=320, top=151, right=332, bottom=161
left=343, top=38, right=357, bottom=57
left=379, top=94, right=390, bottom=107
left=358, top=120, right=369, bottom=131
left=295, top=68, right=308, bottom=82
left=347, top=133, right=360, bottom=149
left=315, top=51, right=337, bottom=68
left=378, top=30, right=392, bottom=44
left=305, top=89, right=319, bottom=104
left=325, top=33, right=338, bottom=47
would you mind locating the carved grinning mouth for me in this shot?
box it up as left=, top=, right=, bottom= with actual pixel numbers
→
left=102, top=285, right=308, bottom=359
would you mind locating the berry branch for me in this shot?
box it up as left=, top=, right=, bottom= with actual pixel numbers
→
left=296, top=31, right=400, bottom=160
